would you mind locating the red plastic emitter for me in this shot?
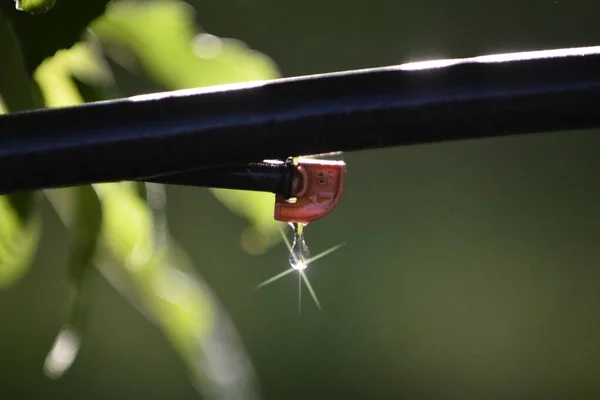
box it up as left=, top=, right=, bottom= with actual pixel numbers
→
left=274, top=158, right=346, bottom=224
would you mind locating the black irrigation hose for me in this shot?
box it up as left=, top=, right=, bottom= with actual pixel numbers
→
left=2, top=46, right=600, bottom=195
left=141, top=162, right=293, bottom=197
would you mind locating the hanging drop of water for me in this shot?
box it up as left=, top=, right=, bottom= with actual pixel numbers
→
left=289, top=222, right=310, bottom=270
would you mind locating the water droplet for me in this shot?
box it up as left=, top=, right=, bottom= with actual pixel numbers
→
left=289, top=222, right=310, bottom=270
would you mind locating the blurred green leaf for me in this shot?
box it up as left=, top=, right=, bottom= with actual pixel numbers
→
left=94, top=182, right=260, bottom=399
left=33, top=44, right=115, bottom=379
left=15, top=0, right=57, bottom=14
left=211, top=189, right=285, bottom=254
left=34, top=42, right=112, bottom=107
left=0, top=10, right=36, bottom=111
left=1, top=0, right=110, bottom=73
left=94, top=181, right=208, bottom=349
left=72, top=75, right=119, bottom=102
left=92, top=0, right=278, bottom=89
left=33, top=43, right=111, bottom=334
left=43, top=186, right=101, bottom=379
left=92, top=0, right=284, bottom=253
left=95, top=183, right=154, bottom=262
left=0, top=193, right=41, bottom=288
left=33, top=38, right=117, bottom=110
left=65, top=186, right=103, bottom=284
left=34, top=41, right=259, bottom=395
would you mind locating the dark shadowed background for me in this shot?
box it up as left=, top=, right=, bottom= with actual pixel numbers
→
left=2, top=0, right=600, bottom=399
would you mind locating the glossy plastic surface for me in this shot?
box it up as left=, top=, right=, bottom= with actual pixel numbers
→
left=274, top=159, right=346, bottom=224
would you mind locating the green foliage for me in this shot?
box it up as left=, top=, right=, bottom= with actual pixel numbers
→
left=34, top=42, right=107, bottom=107
left=15, top=0, right=57, bottom=14
left=211, top=189, right=285, bottom=254
left=41, top=186, right=101, bottom=378
left=94, top=183, right=259, bottom=398
left=0, top=193, right=41, bottom=288
left=92, top=0, right=284, bottom=254
left=64, top=186, right=103, bottom=284
left=0, top=10, right=36, bottom=111
left=0, top=0, right=280, bottom=397
left=92, top=0, right=278, bottom=89
left=2, top=0, right=110, bottom=73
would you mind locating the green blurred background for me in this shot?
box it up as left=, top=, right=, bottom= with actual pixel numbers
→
left=3, top=0, right=600, bottom=399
